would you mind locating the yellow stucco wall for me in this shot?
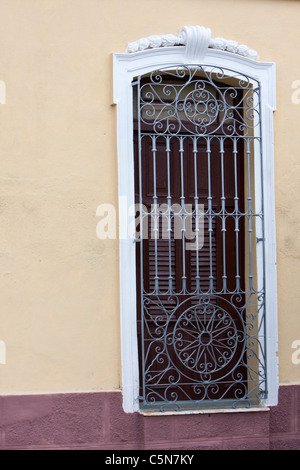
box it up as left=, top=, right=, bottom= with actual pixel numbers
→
left=0, top=0, right=299, bottom=394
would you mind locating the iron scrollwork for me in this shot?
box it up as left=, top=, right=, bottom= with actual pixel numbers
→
left=136, top=65, right=266, bottom=411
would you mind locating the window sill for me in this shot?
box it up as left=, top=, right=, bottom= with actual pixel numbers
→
left=139, top=406, right=270, bottom=417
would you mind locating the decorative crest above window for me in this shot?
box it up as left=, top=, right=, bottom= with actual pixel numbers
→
left=126, top=25, right=258, bottom=61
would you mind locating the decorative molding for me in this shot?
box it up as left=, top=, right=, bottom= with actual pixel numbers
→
left=180, top=25, right=211, bottom=62
left=126, top=25, right=258, bottom=60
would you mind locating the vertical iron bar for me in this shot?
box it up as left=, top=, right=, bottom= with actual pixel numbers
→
left=246, top=137, right=253, bottom=291
left=233, top=137, right=240, bottom=291
left=193, top=136, right=200, bottom=293
left=152, top=134, right=159, bottom=292
left=220, top=137, right=227, bottom=292
left=207, top=137, right=213, bottom=292
left=166, top=135, right=173, bottom=293
left=137, top=76, right=145, bottom=404
left=180, top=136, right=186, bottom=293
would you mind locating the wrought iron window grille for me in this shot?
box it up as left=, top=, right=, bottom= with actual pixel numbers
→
left=133, top=65, right=267, bottom=412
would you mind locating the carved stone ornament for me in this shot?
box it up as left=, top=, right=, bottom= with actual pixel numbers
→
left=126, top=25, right=258, bottom=60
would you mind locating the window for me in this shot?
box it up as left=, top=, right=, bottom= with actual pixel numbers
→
left=114, top=26, right=278, bottom=413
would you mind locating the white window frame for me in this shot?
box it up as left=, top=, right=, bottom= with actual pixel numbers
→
left=113, top=26, right=278, bottom=413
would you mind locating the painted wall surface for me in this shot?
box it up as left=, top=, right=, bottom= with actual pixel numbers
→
left=0, top=0, right=299, bottom=394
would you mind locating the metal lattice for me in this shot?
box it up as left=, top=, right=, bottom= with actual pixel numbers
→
left=133, top=65, right=266, bottom=411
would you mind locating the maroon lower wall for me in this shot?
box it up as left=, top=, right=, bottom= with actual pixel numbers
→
left=0, top=385, right=299, bottom=450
